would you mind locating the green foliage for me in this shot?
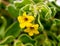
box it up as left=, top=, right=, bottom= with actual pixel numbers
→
left=0, top=16, right=7, bottom=39
left=0, top=0, right=60, bottom=46
left=33, top=0, right=44, bottom=3
left=0, top=36, right=14, bottom=45
left=0, top=45, right=8, bottom=46
left=14, top=0, right=31, bottom=9
left=7, top=5, right=19, bottom=18
left=18, top=34, right=36, bottom=45
left=5, top=21, right=21, bottom=38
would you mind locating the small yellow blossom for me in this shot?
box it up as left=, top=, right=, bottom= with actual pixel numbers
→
left=18, top=12, right=34, bottom=28
left=24, top=24, right=39, bottom=36
left=19, top=22, right=32, bottom=28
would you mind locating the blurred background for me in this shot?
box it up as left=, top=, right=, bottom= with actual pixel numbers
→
left=0, top=0, right=60, bottom=27
left=0, top=0, right=60, bottom=46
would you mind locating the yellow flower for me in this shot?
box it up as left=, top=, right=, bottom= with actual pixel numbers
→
left=18, top=12, right=34, bottom=28
left=24, top=24, right=39, bottom=36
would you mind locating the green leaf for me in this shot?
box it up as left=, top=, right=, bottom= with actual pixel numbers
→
left=47, top=31, right=58, bottom=42
left=19, top=4, right=30, bottom=15
left=0, top=36, right=14, bottom=44
left=25, top=43, right=33, bottom=46
left=54, top=19, right=60, bottom=25
left=57, top=35, right=60, bottom=42
left=14, top=0, right=31, bottom=9
left=50, top=7, right=56, bottom=17
left=14, top=40, right=24, bottom=46
left=45, top=20, right=54, bottom=30
left=0, top=16, right=7, bottom=39
left=51, top=41, right=56, bottom=46
left=43, top=39, right=52, bottom=46
left=58, top=42, right=60, bottom=46
left=14, top=40, right=34, bottom=46
left=7, top=5, right=19, bottom=18
left=8, top=0, right=14, bottom=3
left=39, top=4, right=52, bottom=20
left=0, top=45, right=8, bottom=46
left=5, top=21, right=21, bottom=38
left=51, top=19, right=60, bottom=32
left=33, top=0, right=44, bottom=3
left=34, top=34, right=46, bottom=46
left=18, top=34, right=36, bottom=46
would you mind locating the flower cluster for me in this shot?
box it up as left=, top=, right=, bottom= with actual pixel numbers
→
left=18, top=12, right=39, bottom=36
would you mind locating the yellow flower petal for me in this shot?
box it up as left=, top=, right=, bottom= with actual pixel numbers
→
left=27, top=16, right=34, bottom=22
left=18, top=12, right=35, bottom=29
left=24, top=24, right=39, bottom=36
left=26, top=23, right=32, bottom=27
left=34, top=24, right=39, bottom=29
left=28, top=31, right=34, bottom=36
left=24, top=28, right=30, bottom=32
left=20, top=23, right=26, bottom=28
left=18, top=16, right=24, bottom=23
left=17, top=16, right=21, bottom=23
left=20, top=22, right=32, bottom=28
left=34, top=30, right=39, bottom=34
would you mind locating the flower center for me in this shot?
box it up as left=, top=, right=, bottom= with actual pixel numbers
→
left=30, top=27, right=34, bottom=30
left=24, top=18, right=28, bottom=21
